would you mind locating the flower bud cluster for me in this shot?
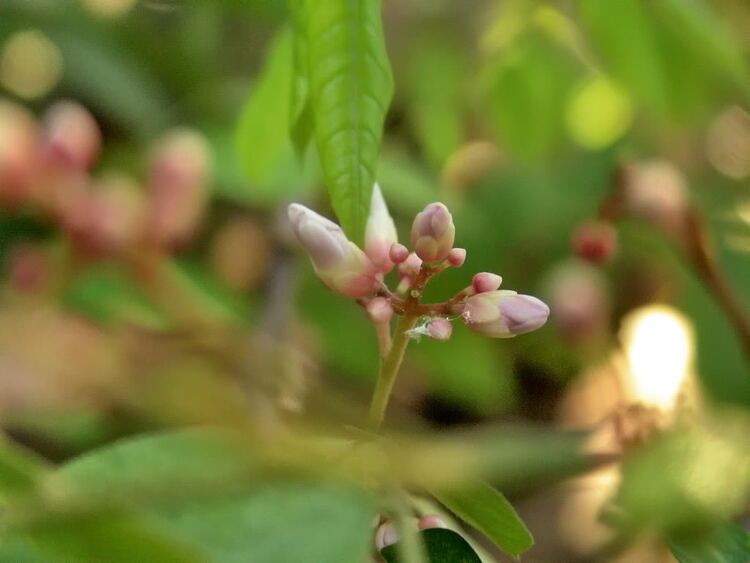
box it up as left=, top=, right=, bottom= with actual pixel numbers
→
left=0, top=97, right=211, bottom=259
left=288, top=188, right=549, bottom=341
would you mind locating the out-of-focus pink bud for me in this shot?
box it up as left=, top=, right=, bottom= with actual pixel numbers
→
left=427, top=317, right=452, bottom=341
left=472, top=272, right=502, bottom=294
left=463, top=290, right=549, bottom=338
left=7, top=243, right=49, bottom=293
left=0, top=100, right=40, bottom=207
left=411, top=202, right=455, bottom=262
left=546, top=261, right=609, bottom=342
left=446, top=248, right=466, bottom=268
left=288, top=203, right=378, bottom=298
left=572, top=221, right=617, bottom=265
left=41, top=100, right=101, bottom=171
left=365, top=184, right=398, bottom=273
left=389, top=242, right=409, bottom=264
left=146, top=128, right=211, bottom=250
left=417, top=515, right=448, bottom=530
left=366, top=297, right=393, bottom=325
left=623, top=161, right=687, bottom=235
left=65, top=173, right=144, bottom=258
left=375, top=522, right=399, bottom=550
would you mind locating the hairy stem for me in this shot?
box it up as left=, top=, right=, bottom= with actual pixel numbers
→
left=367, top=313, right=418, bottom=431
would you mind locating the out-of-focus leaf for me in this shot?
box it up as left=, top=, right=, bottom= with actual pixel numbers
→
left=0, top=437, right=48, bottom=497
left=56, top=430, right=374, bottom=563
left=381, top=528, right=481, bottom=563
left=485, top=32, right=577, bottom=158
left=403, top=32, right=465, bottom=168
left=577, top=0, right=668, bottom=115
left=669, top=520, right=750, bottom=563
left=295, top=0, right=393, bottom=244
left=235, top=28, right=312, bottom=204
left=431, top=480, right=533, bottom=557
left=289, top=0, right=313, bottom=158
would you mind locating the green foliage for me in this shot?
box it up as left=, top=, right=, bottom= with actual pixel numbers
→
left=431, top=480, right=533, bottom=557
left=669, top=521, right=750, bottom=563
left=291, top=0, right=394, bottom=245
left=381, top=527, right=481, bottom=563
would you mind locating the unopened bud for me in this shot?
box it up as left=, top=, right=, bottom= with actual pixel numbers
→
left=375, top=522, right=399, bottom=550
left=411, top=202, right=455, bottom=262
left=389, top=242, right=409, bottom=264
left=572, top=221, right=617, bottom=265
left=146, top=128, right=211, bottom=250
left=7, top=243, right=49, bottom=293
left=366, top=297, right=393, bottom=325
left=427, top=317, right=452, bottom=341
left=365, top=184, right=398, bottom=273
left=0, top=100, right=39, bottom=207
left=472, top=272, right=502, bottom=294
left=398, top=252, right=422, bottom=279
left=547, top=261, right=609, bottom=342
left=42, top=100, right=101, bottom=171
left=623, top=161, right=687, bottom=235
left=446, top=248, right=466, bottom=268
left=288, top=203, right=378, bottom=298
left=417, top=515, right=448, bottom=530
left=463, top=290, right=549, bottom=338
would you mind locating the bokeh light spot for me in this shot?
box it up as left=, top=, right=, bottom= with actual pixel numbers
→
left=566, top=74, right=634, bottom=150
left=0, top=30, right=63, bottom=100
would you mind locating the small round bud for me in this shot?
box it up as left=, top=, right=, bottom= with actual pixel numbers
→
left=417, top=515, right=448, bottom=530
left=571, top=221, right=617, bottom=265
left=42, top=100, right=101, bottom=171
left=427, top=317, right=452, bottom=341
left=411, top=202, right=455, bottom=262
left=463, top=290, right=549, bottom=338
left=446, top=248, right=466, bottom=268
left=375, top=522, right=399, bottom=550
left=366, top=297, right=393, bottom=325
left=398, top=252, right=423, bottom=279
left=389, top=242, right=409, bottom=264
left=472, top=272, right=502, bottom=294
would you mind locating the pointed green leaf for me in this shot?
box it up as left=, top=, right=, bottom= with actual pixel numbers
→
left=669, top=521, right=750, bottom=563
left=431, top=480, right=533, bottom=557
left=295, top=0, right=393, bottom=244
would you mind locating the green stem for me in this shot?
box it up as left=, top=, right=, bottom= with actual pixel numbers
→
left=367, top=313, right=418, bottom=431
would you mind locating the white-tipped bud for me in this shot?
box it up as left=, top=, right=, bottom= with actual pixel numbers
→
left=463, top=290, right=549, bottom=338
left=366, top=297, right=393, bottom=325
left=417, top=515, right=448, bottom=530
left=471, top=272, right=502, bottom=294
left=42, top=100, right=101, bottom=171
left=389, top=242, right=409, bottom=264
left=365, top=184, right=398, bottom=273
left=375, top=522, right=399, bottom=550
left=411, top=202, right=455, bottom=262
left=427, top=317, right=452, bottom=341
left=288, top=203, right=378, bottom=298
left=398, top=252, right=422, bottom=279
left=446, top=248, right=466, bottom=268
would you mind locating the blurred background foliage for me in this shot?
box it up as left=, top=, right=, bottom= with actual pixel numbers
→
left=0, top=0, right=749, bottom=561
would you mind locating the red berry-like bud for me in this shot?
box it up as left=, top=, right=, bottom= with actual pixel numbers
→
left=472, top=272, right=502, bottom=294
left=446, top=248, right=466, bottom=268
left=389, top=242, right=409, bottom=264
left=42, top=100, right=101, bottom=171
left=571, top=221, right=617, bottom=265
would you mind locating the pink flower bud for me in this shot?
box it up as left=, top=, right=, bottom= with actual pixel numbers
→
left=623, top=160, right=687, bottom=235
left=446, top=248, right=466, bottom=267
left=389, top=242, right=409, bottom=264
left=463, top=290, right=549, bottom=338
left=41, top=100, right=101, bottom=171
left=417, top=515, right=448, bottom=530
left=366, top=297, right=393, bottom=325
left=472, top=272, right=502, bottom=294
left=0, top=100, right=40, bottom=207
left=571, top=221, right=617, bottom=265
left=398, top=252, right=422, bottom=279
left=375, top=522, right=399, bottom=550
left=364, top=183, right=398, bottom=273
left=146, top=128, right=211, bottom=250
left=411, top=202, right=455, bottom=262
left=288, top=203, right=378, bottom=298
left=427, top=317, right=452, bottom=341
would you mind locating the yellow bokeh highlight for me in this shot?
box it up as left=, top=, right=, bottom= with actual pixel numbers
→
left=0, top=30, right=63, bottom=100
left=566, top=74, right=634, bottom=150
left=81, top=0, right=138, bottom=18
left=620, top=305, right=694, bottom=411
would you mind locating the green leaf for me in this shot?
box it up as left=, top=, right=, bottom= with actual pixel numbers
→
left=431, top=480, right=533, bottom=557
left=294, top=0, right=393, bottom=244
left=669, top=521, right=750, bottom=563
left=289, top=0, right=314, bottom=158
left=55, top=430, right=375, bottom=563
left=577, top=0, right=668, bottom=115
left=0, top=437, right=48, bottom=497
left=381, top=528, right=481, bottom=563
